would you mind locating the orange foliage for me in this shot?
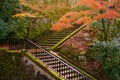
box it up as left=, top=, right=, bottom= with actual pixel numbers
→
left=51, top=22, right=73, bottom=31
left=51, top=0, right=120, bottom=31
left=73, top=17, right=92, bottom=25
left=51, top=12, right=78, bottom=31
left=94, top=10, right=119, bottom=20
left=78, top=10, right=97, bottom=17
left=102, top=10, right=119, bottom=19
left=77, top=0, right=106, bottom=10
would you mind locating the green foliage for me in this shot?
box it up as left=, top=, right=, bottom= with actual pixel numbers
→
left=86, top=40, right=120, bottom=80
left=113, top=19, right=120, bottom=37
left=0, top=0, right=20, bottom=43
left=0, top=0, right=71, bottom=41
left=20, top=5, right=34, bottom=13
left=8, top=17, right=29, bottom=39
left=0, top=0, right=19, bottom=21
left=59, top=45, right=78, bottom=59
left=32, top=7, right=70, bottom=42
left=33, top=29, right=53, bottom=45
left=8, top=17, right=49, bottom=39
left=0, top=50, right=30, bottom=80
left=0, top=49, right=50, bottom=80
left=0, top=19, right=9, bottom=42
left=0, top=0, right=72, bottom=43
left=89, top=18, right=120, bottom=41
left=72, top=5, right=91, bottom=12
left=72, top=0, right=120, bottom=41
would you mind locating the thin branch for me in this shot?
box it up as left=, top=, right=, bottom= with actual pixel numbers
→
left=100, top=10, right=106, bottom=41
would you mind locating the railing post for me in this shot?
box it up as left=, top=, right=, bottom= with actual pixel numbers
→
left=73, top=71, right=76, bottom=80
left=68, top=67, right=70, bottom=79
left=58, top=61, right=61, bottom=77
left=8, top=39, right=10, bottom=50
left=36, top=46, right=37, bottom=53
left=12, top=39, right=14, bottom=50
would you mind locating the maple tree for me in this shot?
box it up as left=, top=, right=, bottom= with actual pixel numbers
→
left=51, top=0, right=120, bottom=41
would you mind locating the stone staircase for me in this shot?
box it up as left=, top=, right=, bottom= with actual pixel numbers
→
left=40, top=27, right=79, bottom=50
left=8, top=39, right=92, bottom=80
left=31, top=51, right=90, bottom=80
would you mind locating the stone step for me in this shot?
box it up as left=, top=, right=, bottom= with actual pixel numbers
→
left=50, top=37, right=64, bottom=39
left=51, top=63, right=65, bottom=68
left=55, top=66, right=69, bottom=72
left=32, top=51, right=46, bottom=54
left=43, top=41, right=58, bottom=44
left=38, top=55, right=53, bottom=59
left=41, top=45, right=51, bottom=48
left=60, top=69, right=74, bottom=74
left=68, top=76, right=83, bottom=80
left=60, top=30, right=74, bottom=33
left=46, top=60, right=60, bottom=65
left=40, top=46, right=51, bottom=50
left=58, top=33, right=71, bottom=35
left=42, top=58, right=56, bottom=62
left=49, top=63, right=64, bottom=68
left=61, top=29, right=75, bottom=32
left=64, top=72, right=80, bottom=79
left=67, top=74, right=84, bottom=80
left=27, top=49, right=41, bottom=53
left=47, top=38, right=61, bottom=41
left=41, top=43, right=55, bottom=46
left=58, top=31, right=72, bottom=34
left=59, top=68, right=72, bottom=73
left=53, top=35, right=67, bottom=37
left=50, top=37, right=65, bottom=39
left=32, top=52, right=47, bottom=56
left=57, top=32, right=70, bottom=35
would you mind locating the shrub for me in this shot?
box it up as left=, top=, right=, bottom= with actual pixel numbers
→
left=86, top=40, right=120, bottom=80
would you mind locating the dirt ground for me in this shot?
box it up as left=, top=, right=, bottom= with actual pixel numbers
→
left=85, top=59, right=109, bottom=80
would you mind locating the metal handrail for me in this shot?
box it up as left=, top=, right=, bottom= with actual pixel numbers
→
left=9, top=39, right=91, bottom=80
left=26, top=39, right=90, bottom=80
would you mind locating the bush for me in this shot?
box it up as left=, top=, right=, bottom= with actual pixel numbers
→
left=86, top=40, right=120, bottom=80
left=0, top=50, right=50, bottom=80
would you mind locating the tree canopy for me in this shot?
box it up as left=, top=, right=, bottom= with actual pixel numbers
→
left=51, top=0, right=120, bottom=40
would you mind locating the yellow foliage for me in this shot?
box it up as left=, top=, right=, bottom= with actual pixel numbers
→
left=13, top=13, right=36, bottom=18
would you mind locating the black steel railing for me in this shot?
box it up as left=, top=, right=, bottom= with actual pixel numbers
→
left=8, top=39, right=91, bottom=80
left=9, top=39, right=39, bottom=52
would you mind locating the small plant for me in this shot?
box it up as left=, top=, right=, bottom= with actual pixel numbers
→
left=86, top=40, right=120, bottom=80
